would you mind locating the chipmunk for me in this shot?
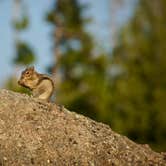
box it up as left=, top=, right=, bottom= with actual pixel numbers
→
left=18, top=66, right=54, bottom=102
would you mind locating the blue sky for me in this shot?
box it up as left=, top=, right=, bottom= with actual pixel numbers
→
left=0, top=0, right=135, bottom=87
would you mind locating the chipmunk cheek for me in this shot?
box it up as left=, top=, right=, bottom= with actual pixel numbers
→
left=18, top=80, right=23, bottom=85
left=19, top=77, right=26, bottom=83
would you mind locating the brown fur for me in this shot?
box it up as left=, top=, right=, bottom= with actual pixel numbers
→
left=18, top=66, right=54, bottom=101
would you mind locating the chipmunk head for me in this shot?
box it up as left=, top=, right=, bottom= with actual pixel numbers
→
left=18, top=66, right=40, bottom=89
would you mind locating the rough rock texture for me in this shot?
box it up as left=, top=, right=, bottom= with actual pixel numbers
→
left=0, top=89, right=165, bottom=166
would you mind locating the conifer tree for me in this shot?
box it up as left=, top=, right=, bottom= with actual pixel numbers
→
left=13, top=0, right=35, bottom=65
left=46, top=0, right=111, bottom=120
left=111, top=0, right=166, bottom=151
left=5, top=0, right=35, bottom=93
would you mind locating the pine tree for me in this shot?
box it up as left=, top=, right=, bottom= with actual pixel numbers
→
left=111, top=0, right=166, bottom=151
left=13, top=0, right=35, bottom=65
left=5, top=0, right=35, bottom=93
left=46, top=0, right=111, bottom=120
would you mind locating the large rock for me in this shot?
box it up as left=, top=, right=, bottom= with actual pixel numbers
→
left=0, top=89, right=165, bottom=165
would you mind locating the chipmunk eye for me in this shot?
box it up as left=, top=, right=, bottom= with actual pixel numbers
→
left=26, top=71, right=29, bottom=75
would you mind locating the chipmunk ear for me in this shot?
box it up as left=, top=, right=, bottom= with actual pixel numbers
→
left=29, top=66, right=35, bottom=71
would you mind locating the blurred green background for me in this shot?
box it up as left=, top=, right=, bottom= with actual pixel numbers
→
left=1, top=0, right=166, bottom=152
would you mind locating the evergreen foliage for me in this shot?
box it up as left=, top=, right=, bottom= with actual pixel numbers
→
left=110, top=0, right=166, bottom=151
left=6, top=0, right=36, bottom=92
left=46, top=0, right=111, bottom=120
left=13, top=0, right=36, bottom=65
left=14, top=42, right=35, bottom=65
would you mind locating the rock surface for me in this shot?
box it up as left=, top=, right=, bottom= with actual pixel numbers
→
left=0, top=89, right=165, bottom=166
